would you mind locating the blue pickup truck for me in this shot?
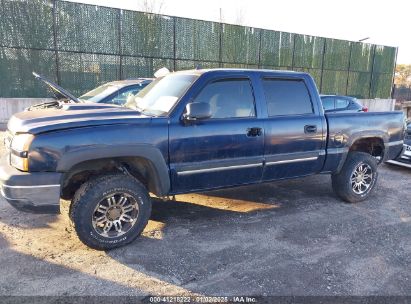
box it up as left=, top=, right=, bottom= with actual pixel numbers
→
left=0, top=69, right=405, bottom=250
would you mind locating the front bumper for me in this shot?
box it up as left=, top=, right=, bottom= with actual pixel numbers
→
left=0, top=156, right=62, bottom=213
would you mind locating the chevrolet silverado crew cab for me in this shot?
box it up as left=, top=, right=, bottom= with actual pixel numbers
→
left=0, top=69, right=405, bottom=250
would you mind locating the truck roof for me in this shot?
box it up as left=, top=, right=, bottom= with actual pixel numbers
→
left=173, top=68, right=309, bottom=77
left=320, top=94, right=357, bottom=99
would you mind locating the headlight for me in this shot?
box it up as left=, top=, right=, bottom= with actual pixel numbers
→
left=10, top=134, right=34, bottom=171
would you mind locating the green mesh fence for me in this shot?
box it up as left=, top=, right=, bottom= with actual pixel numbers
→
left=175, top=18, right=220, bottom=62
left=58, top=52, right=120, bottom=96
left=323, top=39, right=350, bottom=70
left=370, top=73, right=393, bottom=99
left=56, top=1, right=119, bottom=54
left=222, top=63, right=259, bottom=69
left=176, top=60, right=220, bottom=70
left=0, top=47, right=56, bottom=97
left=321, top=70, right=349, bottom=95
left=121, top=10, right=174, bottom=58
left=260, top=66, right=291, bottom=71
left=293, top=68, right=322, bottom=89
left=122, top=56, right=174, bottom=79
left=373, top=46, right=396, bottom=73
left=293, top=35, right=324, bottom=69
left=347, top=72, right=372, bottom=98
left=260, top=30, right=294, bottom=67
left=221, top=24, right=260, bottom=64
left=0, top=0, right=54, bottom=49
left=350, top=43, right=374, bottom=72
left=0, top=0, right=397, bottom=98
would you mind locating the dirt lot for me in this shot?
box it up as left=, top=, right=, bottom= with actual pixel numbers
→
left=0, top=130, right=410, bottom=297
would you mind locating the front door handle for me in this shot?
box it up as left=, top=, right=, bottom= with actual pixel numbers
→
left=304, top=125, right=317, bottom=134
left=247, top=127, right=263, bottom=137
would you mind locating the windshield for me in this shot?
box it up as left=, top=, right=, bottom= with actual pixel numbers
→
left=127, top=74, right=198, bottom=116
left=79, top=84, right=120, bottom=102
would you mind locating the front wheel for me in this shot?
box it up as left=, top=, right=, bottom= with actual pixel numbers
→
left=70, top=174, right=152, bottom=250
left=331, top=152, right=378, bottom=203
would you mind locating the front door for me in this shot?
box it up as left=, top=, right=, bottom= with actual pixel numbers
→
left=169, top=77, right=264, bottom=193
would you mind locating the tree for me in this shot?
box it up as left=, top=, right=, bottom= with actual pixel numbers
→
left=235, top=8, right=246, bottom=26
left=395, top=64, right=411, bottom=87
left=137, top=0, right=165, bottom=14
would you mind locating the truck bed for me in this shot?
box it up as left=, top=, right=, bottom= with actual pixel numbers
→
left=322, top=111, right=405, bottom=173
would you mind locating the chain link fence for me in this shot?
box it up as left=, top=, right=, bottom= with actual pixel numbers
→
left=0, top=0, right=397, bottom=98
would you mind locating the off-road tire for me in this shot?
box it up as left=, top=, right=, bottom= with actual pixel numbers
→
left=331, top=152, right=378, bottom=203
left=70, top=174, right=151, bottom=250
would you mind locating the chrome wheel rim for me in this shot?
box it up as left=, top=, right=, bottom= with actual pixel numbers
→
left=350, top=162, right=373, bottom=195
left=92, top=193, right=139, bottom=238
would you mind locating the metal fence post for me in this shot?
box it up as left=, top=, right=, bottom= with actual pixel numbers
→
left=319, top=38, right=327, bottom=93
left=52, top=0, right=60, bottom=84
left=291, top=34, right=296, bottom=70
left=257, top=29, right=262, bottom=69
left=173, top=17, right=176, bottom=71
left=368, top=45, right=376, bottom=99
left=345, top=42, right=353, bottom=95
left=118, top=9, right=123, bottom=79
left=390, top=47, right=398, bottom=99
left=219, top=22, right=223, bottom=68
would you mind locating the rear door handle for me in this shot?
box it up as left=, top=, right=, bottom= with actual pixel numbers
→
left=304, top=125, right=317, bottom=133
left=247, top=127, right=263, bottom=137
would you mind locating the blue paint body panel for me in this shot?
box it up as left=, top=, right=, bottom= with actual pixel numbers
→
left=4, top=69, right=406, bottom=198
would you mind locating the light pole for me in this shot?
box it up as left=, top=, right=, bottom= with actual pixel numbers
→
left=358, top=37, right=370, bottom=42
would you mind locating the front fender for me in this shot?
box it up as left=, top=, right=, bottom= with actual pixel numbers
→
left=56, top=144, right=170, bottom=196
left=28, top=123, right=170, bottom=196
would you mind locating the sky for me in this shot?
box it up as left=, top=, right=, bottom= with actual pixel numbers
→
left=68, top=0, right=411, bottom=64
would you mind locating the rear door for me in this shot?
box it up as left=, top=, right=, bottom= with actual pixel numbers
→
left=261, top=77, right=326, bottom=181
left=168, top=75, right=265, bottom=193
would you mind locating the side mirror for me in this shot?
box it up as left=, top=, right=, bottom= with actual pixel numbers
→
left=183, top=102, right=212, bottom=122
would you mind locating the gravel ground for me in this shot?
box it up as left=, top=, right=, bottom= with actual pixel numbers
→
left=0, top=131, right=410, bottom=297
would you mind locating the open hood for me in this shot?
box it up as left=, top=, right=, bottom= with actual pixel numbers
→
left=33, top=72, right=80, bottom=103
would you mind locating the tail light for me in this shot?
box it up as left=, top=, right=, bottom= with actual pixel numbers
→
left=362, top=107, right=368, bottom=112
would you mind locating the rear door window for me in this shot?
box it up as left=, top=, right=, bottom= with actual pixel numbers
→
left=262, top=79, right=313, bottom=116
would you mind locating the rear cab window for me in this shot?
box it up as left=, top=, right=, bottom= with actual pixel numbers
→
left=262, top=78, right=314, bottom=116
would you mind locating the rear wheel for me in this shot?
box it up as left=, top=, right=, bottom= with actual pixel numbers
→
left=331, top=152, right=378, bottom=203
left=70, top=174, right=151, bottom=250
